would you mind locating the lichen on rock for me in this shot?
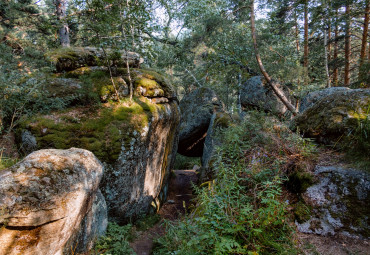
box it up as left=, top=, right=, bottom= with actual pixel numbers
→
left=291, top=89, right=370, bottom=147
left=295, top=165, right=370, bottom=239
left=0, top=148, right=106, bottom=255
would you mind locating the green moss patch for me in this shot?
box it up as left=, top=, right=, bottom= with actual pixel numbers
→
left=286, top=170, right=315, bottom=194
left=293, top=201, right=312, bottom=223
left=45, top=47, right=91, bottom=64
left=19, top=97, right=163, bottom=163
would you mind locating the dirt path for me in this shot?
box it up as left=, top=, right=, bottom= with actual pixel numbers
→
left=130, top=170, right=198, bottom=255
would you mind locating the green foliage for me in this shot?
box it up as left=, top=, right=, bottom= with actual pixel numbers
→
left=344, top=104, right=370, bottom=170
left=154, top=111, right=318, bottom=254
left=0, top=71, right=75, bottom=132
left=293, top=201, right=312, bottom=224
left=0, top=156, right=18, bottom=170
left=94, top=222, right=135, bottom=255
left=174, top=154, right=201, bottom=170
left=135, top=214, right=161, bottom=231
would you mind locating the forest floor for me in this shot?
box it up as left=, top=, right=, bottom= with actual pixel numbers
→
left=130, top=169, right=198, bottom=255
left=130, top=150, right=370, bottom=255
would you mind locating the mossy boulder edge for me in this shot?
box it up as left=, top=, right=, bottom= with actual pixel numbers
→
left=16, top=64, right=181, bottom=222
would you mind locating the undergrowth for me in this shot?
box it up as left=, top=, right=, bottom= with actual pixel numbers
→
left=345, top=104, right=370, bottom=171
left=0, top=147, right=18, bottom=170
left=174, top=153, right=201, bottom=170
left=93, top=222, right=135, bottom=255
left=154, top=111, right=317, bottom=254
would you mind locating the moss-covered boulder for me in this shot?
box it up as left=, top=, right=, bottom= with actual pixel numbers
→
left=178, top=88, right=224, bottom=157
left=296, top=165, right=370, bottom=238
left=299, top=87, right=350, bottom=112
left=240, top=76, right=296, bottom=115
left=46, top=47, right=144, bottom=72
left=17, top=68, right=180, bottom=222
left=0, top=148, right=106, bottom=255
left=291, top=89, right=370, bottom=146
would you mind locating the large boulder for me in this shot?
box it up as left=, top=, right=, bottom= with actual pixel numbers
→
left=240, top=76, right=295, bottom=115
left=46, top=47, right=144, bottom=72
left=178, top=88, right=224, bottom=157
left=299, top=87, right=350, bottom=112
left=295, top=165, right=370, bottom=238
left=0, top=148, right=106, bottom=255
left=17, top=68, right=180, bottom=222
left=291, top=89, right=370, bottom=145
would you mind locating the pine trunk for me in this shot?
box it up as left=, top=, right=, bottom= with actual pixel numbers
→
left=359, top=1, right=369, bottom=76
left=304, top=0, right=309, bottom=85
left=55, top=0, right=70, bottom=47
left=324, top=29, right=331, bottom=88
left=249, top=0, right=298, bottom=116
left=295, top=11, right=300, bottom=53
left=333, top=9, right=339, bottom=86
left=344, top=2, right=351, bottom=86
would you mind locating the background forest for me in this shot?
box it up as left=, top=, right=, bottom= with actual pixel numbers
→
left=0, top=0, right=369, bottom=132
left=0, top=1, right=369, bottom=254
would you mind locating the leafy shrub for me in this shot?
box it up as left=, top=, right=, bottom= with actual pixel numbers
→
left=174, top=153, right=201, bottom=170
left=93, top=222, right=135, bottom=255
left=154, top=111, right=316, bottom=254
left=0, top=156, right=18, bottom=170
left=0, top=72, right=77, bottom=132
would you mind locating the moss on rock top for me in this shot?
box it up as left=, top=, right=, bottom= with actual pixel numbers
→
left=292, top=89, right=370, bottom=148
left=19, top=97, right=164, bottom=164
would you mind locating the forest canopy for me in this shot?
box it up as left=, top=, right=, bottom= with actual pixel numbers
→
left=0, top=0, right=369, bottom=132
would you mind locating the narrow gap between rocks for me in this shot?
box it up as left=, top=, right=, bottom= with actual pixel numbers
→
left=130, top=169, right=198, bottom=255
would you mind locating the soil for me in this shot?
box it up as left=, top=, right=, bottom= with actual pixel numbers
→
left=297, top=232, right=370, bottom=255
left=130, top=169, right=198, bottom=255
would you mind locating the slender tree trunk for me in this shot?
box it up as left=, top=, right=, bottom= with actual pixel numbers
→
left=359, top=0, right=369, bottom=77
left=328, top=16, right=331, bottom=62
left=55, top=0, right=70, bottom=47
left=249, top=0, right=298, bottom=116
left=304, top=0, right=309, bottom=85
left=324, top=28, right=331, bottom=87
left=324, top=1, right=331, bottom=88
left=294, top=11, right=301, bottom=88
left=295, top=10, right=300, bottom=53
left=344, top=1, right=351, bottom=86
left=327, top=0, right=331, bottom=63
left=333, top=9, right=339, bottom=86
left=237, top=72, right=242, bottom=117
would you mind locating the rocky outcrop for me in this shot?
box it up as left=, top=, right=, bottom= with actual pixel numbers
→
left=0, top=148, right=106, bottom=255
left=17, top=60, right=180, bottom=222
left=299, top=87, right=350, bottom=112
left=178, top=88, right=223, bottom=157
left=296, top=165, right=370, bottom=239
left=240, top=76, right=295, bottom=115
left=291, top=89, right=370, bottom=145
left=200, top=112, right=231, bottom=182
left=46, top=47, right=144, bottom=72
